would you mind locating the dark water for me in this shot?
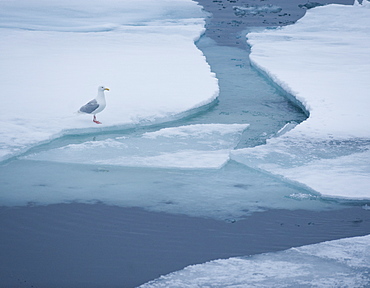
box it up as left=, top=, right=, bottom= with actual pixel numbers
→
left=1, top=0, right=368, bottom=287
left=196, top=0, right=354, bottom=47
left=1, top=203, right=369, bottom=288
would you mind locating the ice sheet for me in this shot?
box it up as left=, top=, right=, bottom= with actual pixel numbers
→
left=23, top=124, right=249, bottom=169
left=232, top=1, right=370, bottom=199
left=0, top=0, right=218, bottom=162
left=141, top=234, right=370, bottom=287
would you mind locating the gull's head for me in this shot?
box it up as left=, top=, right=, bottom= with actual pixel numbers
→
left=98, top=85, right=110, bottom=92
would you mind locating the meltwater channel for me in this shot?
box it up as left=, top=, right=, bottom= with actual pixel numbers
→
left=1, top=0, right=369, bottom=287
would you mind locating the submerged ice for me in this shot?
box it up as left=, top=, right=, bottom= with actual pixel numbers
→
left=1, top=158, right=336, bottom=220
left=24, top=124, right=249, bottom=169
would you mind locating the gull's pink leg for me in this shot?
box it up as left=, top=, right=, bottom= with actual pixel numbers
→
left=93, top=115, right=102, bottom=124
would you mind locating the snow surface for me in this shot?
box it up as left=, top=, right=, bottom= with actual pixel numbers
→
left=232, top=1, right=370, bottom=199
left=0, top=0, right=218, bottom=162
left=141, top=234, right=370, bottom=287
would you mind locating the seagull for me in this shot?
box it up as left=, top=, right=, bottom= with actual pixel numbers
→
left=79, top=86, right=109, bottom=124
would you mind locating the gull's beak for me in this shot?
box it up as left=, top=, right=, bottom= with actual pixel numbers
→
left=104, top=88, right=110, bottom=91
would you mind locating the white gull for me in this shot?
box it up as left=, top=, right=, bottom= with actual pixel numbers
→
left=79, top=86, right=109, bottom=124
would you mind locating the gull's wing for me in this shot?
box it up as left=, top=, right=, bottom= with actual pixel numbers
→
left=79, top=99, right=99, bottom=114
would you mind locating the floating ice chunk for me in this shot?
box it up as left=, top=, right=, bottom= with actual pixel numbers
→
left=141, top=234, right=370, bottom=287
left=24, top=124, right=249, bottom=169
left=363, top=205, right=370, bottom=210
left=354, top=0, right=361, bottom=6
left=233, top=4, right=282, bottom=17
left=361, top=0, right=370, bottom=8
left=298, top=2, right=324, bottom=10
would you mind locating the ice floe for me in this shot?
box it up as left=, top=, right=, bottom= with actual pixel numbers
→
left=232, top=1, right=370, bottom=199
left=0, top=0, right=218, bottom=162
left=141, top=234, right=370, bottom=287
